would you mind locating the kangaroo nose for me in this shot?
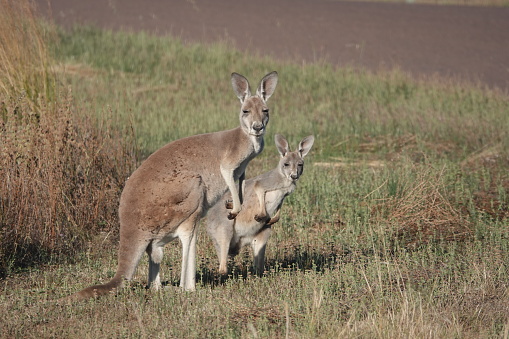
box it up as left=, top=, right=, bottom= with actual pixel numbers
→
left=252, top=123, right=264, bottom=132
left=291, top=173, right=299, bottom=180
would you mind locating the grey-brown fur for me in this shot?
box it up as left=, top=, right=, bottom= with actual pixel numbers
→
left=65, top=71, right=278, bottom=301
left=206, top=134, right=314, bottom=275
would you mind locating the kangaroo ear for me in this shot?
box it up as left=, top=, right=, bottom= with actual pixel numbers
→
left=256, top=71, right=278, bottom=102
left=231, top=73, right=251, bottom=103
left=298, top=135, right=315, bottom=158
left=274, top=134, right=289, bottom=157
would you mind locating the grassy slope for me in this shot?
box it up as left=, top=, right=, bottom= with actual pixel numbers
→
left=2, top=26, right=509, bottom=338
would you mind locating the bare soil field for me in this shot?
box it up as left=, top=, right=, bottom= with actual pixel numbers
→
left=35, top=0, right=509, bottom=91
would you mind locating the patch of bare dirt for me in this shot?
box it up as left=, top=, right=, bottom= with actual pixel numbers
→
left=34, top=0, right=509, bottom=91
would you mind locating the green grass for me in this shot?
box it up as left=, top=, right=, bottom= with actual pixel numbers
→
left=2, top=21, right=509, bottom=338
left=54, top=26, right=509, bottom=160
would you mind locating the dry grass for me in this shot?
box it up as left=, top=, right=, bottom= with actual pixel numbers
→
left=0, top=0, right=55, bottom=106
left=371, top=165, right=472, bottom=248
left=0, top=0, right=138, bottom=277
left=0, top=92, right=137, bottom=277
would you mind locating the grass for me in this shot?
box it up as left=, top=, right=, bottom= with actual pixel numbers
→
left=55, top=27, right=508, bottom=161
left=1, top=4, right=509, bottom=338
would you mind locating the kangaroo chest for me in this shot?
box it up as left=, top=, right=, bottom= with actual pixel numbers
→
left=231, top=183, right=295, bottom=246
left=263, top=185, right=295, bottom=216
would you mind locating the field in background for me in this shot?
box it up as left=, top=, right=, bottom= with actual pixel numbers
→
left=2, top=2, right=509, bottom=337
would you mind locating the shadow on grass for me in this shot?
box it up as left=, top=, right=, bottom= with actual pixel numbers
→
left=193, top=243, right=353, bottom=288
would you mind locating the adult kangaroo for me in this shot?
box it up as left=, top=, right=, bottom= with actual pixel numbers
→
left=66, top=71, right=278, bottom=300
left=206, top=134, right=314, bottom=275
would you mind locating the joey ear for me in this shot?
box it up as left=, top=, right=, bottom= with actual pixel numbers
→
left=256, top=71, right=278, bottom=102
left=274, top=134, right=289, bottom=157
left=231, top=72, right=251, bottom=103
left=298, top=135, right=315, bottom=158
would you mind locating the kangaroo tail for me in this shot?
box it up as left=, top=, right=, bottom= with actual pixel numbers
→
left=56, top=239, right=148, bottom=303
left=57, top=276, right=124, bottom=303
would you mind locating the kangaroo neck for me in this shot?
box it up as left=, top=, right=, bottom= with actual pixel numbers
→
left=239, top=123, right=265, bottom=155
left=251, top=134, right=264, bottom=155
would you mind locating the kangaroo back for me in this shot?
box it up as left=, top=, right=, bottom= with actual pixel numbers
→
left=206, top=134, right=314, bottom=275
left=62, top=72, right=278, bottom=301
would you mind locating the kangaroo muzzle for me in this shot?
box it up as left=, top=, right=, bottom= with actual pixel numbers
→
left=251, top=122, right=265, bottom=135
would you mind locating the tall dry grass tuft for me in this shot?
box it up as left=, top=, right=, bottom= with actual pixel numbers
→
left=0, top=0, right=55, bottom=107
left=371, top=165, right=472, bottom=248
left=0, top=0, right=138, bottom=277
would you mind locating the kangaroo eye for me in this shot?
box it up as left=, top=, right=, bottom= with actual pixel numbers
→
left=262, top=109, right=269, bottom=113
left=298, top=163, right=303, bottom=167
left=284, top=163, right=290, bottom=167
left=242, top=110, right=249, bottom=114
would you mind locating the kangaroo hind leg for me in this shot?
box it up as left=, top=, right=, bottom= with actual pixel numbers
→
left=178, top=217, right=200, bottom=291
left=251, top=225, right=272, bottom=276
left=146, top=241, right=164, bottom=290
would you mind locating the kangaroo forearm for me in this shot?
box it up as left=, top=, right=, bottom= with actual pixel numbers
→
left=220, top=166, right=242, bottom=217
left=254, top=183, right=268, bottom=217
left=239, top=172, right=245, bottom=204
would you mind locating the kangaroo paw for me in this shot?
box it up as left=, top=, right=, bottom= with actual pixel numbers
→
left=227, top=212, right=238, bottom=220
left=224, top=200, right=233, bottom=210
left=254, top=214, right=269, bottom=223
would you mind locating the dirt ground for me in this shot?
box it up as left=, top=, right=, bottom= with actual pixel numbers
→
left=34, top=0, right=509, bottom=91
